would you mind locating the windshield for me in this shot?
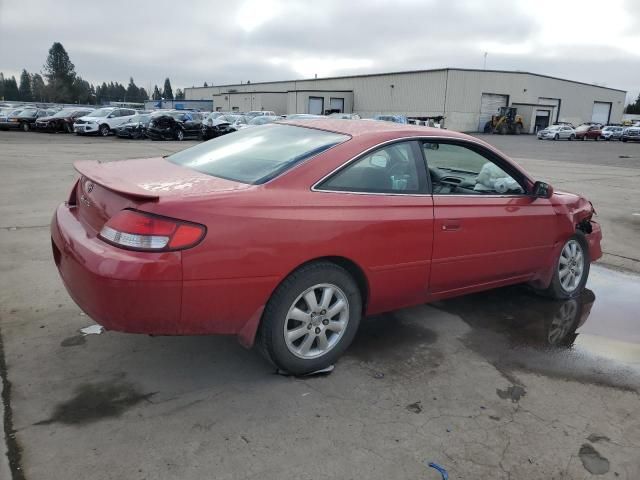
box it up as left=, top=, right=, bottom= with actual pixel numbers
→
left=168, top=124, right=349, bottom=184
left=129, top=114, right=150, bottom=123
left=219, top=114, right=246, bottom=124
left=248, top=116, right=276, bottom=125
left=87, top=108, right=113, bottom=117
left=52, top=108, right=77, bottom=118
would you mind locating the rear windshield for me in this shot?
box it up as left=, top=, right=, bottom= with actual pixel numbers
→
left=168, top=124, right=349, bottom=184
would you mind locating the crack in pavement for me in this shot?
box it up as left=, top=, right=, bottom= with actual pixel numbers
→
left=0, top=322, right=25, bottom=480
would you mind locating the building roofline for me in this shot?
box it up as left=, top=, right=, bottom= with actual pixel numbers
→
left=188, top=67, right=626, bottom=94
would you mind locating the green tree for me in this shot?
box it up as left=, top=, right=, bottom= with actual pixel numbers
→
left=152, top=84, right=162, bottom=100
left=31, top=73, right=46, bottom=102
left=0, top=73, right=5, bottom=100
left=163, top=78, right=173, bottom=99
left=3, top=76, right=19, bottom=100
left=18, top=69, right=33, bottom=101
left=138, top=87, right=148, bottom=101
left=624, top=93, right=640, bottom=115
left=43, top=42, right=76, bottom=102
left=72, top=76, right=92, bottom=104
left=126, top=77, right=140, bottom=102
left=203, top=81, right=208, bottom=87
left=175, top=88, right=184, bottom=100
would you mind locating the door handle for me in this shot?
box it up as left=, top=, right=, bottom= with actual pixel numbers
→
left=441, top=220, right=461, bottom=231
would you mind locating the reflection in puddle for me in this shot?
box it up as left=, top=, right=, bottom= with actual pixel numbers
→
left=434, top=265, right=640, bottom=391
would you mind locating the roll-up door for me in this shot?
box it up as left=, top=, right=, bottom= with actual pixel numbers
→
left=308, top=97, right=324, bottom=115
left=591, top=102, right=611, bottom=125
left=478, top=93, right=508, bottom=131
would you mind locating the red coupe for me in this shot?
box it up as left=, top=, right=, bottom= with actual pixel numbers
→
left=51, top=120, right=602, bottom=374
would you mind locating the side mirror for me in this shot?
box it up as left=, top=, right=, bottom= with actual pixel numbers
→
left=533, top=181, right=553, bottom=199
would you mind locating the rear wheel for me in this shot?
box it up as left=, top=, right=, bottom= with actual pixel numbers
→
left=99, top=124, right=110, bottom=136
left=594, top=135, right=599, bottom=141
left=569, top=134, right=575, bottom=141
left=545, top=234, right=589, bottom=299
left=175, top=128, right=184, bottom=141
left=499, top=124, right=508, bottom=135
left=258, top=262, right=362, bottom=375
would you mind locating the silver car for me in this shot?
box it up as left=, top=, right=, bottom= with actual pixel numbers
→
left=600, top=126, right=624, bottom=141
left=537, top=125, right=576, bottom=140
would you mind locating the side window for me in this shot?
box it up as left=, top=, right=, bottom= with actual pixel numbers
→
left=424, top=142, right=525, bottom=195
left=110, top=109, right=121, bottom=117
left=318, top=141, right=426, bottom=194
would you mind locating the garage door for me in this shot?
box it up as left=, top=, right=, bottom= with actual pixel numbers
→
left=478, top=93, right=508, bottom=131
left=330, top=97, right=344, bottom=113
left=592, top=102, right=611, bottom=125
left=308, top=97, right=324, bottom=115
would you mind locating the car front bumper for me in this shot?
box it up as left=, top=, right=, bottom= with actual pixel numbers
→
left=74, top=123, right=99, bottom=134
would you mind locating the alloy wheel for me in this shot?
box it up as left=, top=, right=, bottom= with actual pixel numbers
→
left=283, top=283, right=349, bottom=359
left=558, top=240, right=584, bottom=293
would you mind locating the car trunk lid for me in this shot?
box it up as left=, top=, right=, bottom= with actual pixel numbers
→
left=73, top=157, right=250, bottom=233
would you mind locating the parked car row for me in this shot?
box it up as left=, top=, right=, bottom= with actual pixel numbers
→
left=537, top=122, right=640, bottom=142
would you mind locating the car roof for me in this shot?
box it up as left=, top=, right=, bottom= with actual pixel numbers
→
left=278, top=118, right=470, bottom=141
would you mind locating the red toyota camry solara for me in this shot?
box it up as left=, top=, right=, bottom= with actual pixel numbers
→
left=51, top=120, right=602, bottom=374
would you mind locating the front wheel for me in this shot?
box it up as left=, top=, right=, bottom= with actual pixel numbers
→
left=64, top=123, right=73, bottom=133
left=545, top=234, right=589, bottom=299
left=553, top=134, right=559, bottom=140
left=594, top=136, right=599, bottom=141
left=258, top=262, right=362, bottom=375
left=99, top=124, right=110, bottom=136
left=21, top=122, right=30, bottom=132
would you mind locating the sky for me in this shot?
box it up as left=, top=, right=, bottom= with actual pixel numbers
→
left=0, top=0, right=638, bottom=103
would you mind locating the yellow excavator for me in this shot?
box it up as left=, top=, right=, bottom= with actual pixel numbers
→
left=484, top=106, right=524, bottom=134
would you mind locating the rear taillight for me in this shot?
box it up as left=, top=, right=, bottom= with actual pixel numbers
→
left=99, top=209, right=206, bottom=251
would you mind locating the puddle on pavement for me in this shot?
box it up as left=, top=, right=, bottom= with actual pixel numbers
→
left=347, top=312, right=443, bottom=374
left=35, top=380, right=155, bottom=426
left=434, top=265, right=640, bottom=391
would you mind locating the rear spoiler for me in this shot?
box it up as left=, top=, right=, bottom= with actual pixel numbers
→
left=74, top=160, right=160, bottom=200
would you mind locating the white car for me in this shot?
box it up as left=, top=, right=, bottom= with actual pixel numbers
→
left=245, top=110, right=276, bottom=118
left=537, top=125, right=576, bottom=140
left=73, top=107, right=138, bottom=136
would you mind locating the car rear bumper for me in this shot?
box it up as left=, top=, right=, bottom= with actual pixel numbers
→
left=51, top=203, right=184, bottom=334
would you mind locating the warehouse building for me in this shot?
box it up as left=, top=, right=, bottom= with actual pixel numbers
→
left=185, top=68, right=626, bottom=133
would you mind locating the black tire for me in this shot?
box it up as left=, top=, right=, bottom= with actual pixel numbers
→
left=64, top=123, right=73, bottom=133
left=553, top=134, right=559, bottom=140
left=499, top=124, right=508, bottom=135
left=594, top=136, right=599, bottom=141
left=581, top=135, right=586, bottom=141
left=21, top=122, right=29, bottom=132
left=483, top=121, right=492, bottom=133
left=258, top=262, right=362, bottom=375
left=569, top=134, right=575, bottom=141
left=515, top=123, right=522, bottom=135
left=622, top=138, right=627, bottom=142
left=175, top=128, right=184, bottom=141
left=545, top=233, right=590, bottom=300
left=99, top=124, right=110, bottom=136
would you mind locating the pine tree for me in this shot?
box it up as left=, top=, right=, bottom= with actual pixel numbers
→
left=126, top=77, right=140, bottom=102
left=175, top=88, right=185, bottom=100
left=0, top=73, right=5, bottom=101
left=3, top=76, right=19, bottom=100
left=204, top=81, right=208, bottom=87
left=152, top=85, right=162, bottom=100
left=163, top=78, right=173, bottom=99
left=31, top=74, right=46, bottom=102
left=43, top=42, right=76, bottom=102
left=139, top=87, right=149, bottom=101
left=18, top=69, right=33, bottom=101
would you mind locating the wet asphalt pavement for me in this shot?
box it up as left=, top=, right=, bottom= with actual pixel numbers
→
left=0, top=132, right=639, bottom=479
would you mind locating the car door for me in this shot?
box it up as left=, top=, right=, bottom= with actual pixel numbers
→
left=423, top=140, right=557, bottom=296
left=315, top=140, right=434, bottom=312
